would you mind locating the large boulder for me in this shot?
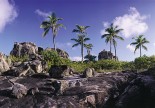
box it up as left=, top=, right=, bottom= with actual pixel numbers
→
left=10, top=42, right=38, bottom=57
left=83, top=68, right=96, bottom=78
left=45, top=48, right=69, bottom=59
left=114, top=75, right=155, bottom=108
left=48, top=65, right=74, bottom=78
left=0, top=53, right=10, bottom=73
left=98, top=49, right=117, bottom=60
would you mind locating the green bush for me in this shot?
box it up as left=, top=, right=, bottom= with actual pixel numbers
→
left=9, top=55, right=29, bottom=63
left=69, top=62, right=92, bottom=73
left=84, top=54, right=96, bottom=62
left=92, top=59, right=122, bottom=70
left=121, top=61, right=135, bottom=70
left=41, top=50, right=62, bottom=67
left=134, top=56, right=151, bottom=69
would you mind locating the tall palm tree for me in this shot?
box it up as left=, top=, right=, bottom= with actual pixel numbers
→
left=71, top=25, right=90, bottom=63
left=40, top=12, right=65, bottom=50
left=130, top=35, right=149, bottom=57
left=112, top=34, right=124, bottom=60
left=101, top=23, right=123, bottom=59
left=84, top=43, right=93, bottom=55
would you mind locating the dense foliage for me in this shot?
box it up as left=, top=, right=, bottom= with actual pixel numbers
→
left=40, top=50, right=155, bottom=72
left=8, top=50, right=155, bottom=73
left=9, top=55, right=29, bottom=63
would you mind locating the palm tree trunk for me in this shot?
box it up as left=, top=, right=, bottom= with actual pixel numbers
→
left=140, top=45, right=141, bottom=57
left=81, top=43, right=84, bottom=63
left=114, top=45, right=117, bottom=61
left=53, top=36, right=56, bottom=51
left=110, top=40, right=112, bottom=53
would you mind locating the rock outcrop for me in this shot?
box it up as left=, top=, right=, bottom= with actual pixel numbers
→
left=0, top=53, right=10, bottom=73
left=48, top=65, right=74, bottom=78
left=10, top=42, right=69, bottom=59
left=10, top=42, right=38, bottom=57
left=45, top=48, right=69, bottom=59
left=3, top=59, right=47, bottom=77
left=98, top=49, right=117, bottom=60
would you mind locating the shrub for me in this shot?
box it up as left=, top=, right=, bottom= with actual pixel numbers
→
left=121, top=61, right=135, bottom=70
left=92, top=59, right=122, bottom=70
left=41, top=50, right=62, bottom=68
left=84, top=54, right=96, bottom=62
left=9, top=55, right=29, bottom=63
left=134, top=56, right=151, bottom=69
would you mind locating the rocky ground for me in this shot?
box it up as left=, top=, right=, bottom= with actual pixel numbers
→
left=0, top=69, right=154, bottom=108
left=0, top=42, right=155, bottom=108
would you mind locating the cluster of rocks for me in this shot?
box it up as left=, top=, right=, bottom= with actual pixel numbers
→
left=0, top=42, right=155, bottom=107
left=0, top=42, right=70, bottom=77
left=10, top=42, right=69, bottom=59
left=98, top=49, right=118, bottom=60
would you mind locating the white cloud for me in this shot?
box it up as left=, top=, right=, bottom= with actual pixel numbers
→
left=66, top=42, right=72, bottom=46
left=126, top=44, right=135, bottom=52
left=0, top=0, right=18, bottom=33
left=153, top=43, right=155, bottom=46
left=101, top=7, right=149, bottom=38
left=100, top=22, right=109, bottom=35
left=70, top=56, right=82, bottom=61
left=113, top=7, right=148, bottom=38
left=35, top=9, right=50, bottom=18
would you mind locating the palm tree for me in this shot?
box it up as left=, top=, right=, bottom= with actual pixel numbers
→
left=112, top=34, right=124, bottom=60
left=84, top=43, right=93, bottom=55
left=71, top=35, right=90, bottom=63
left=130, top=35, right=149, bottom=57
left=101, top=23, right=123, bottom=59
left=71, top=25, right=90, bottom=63
left=40, top=12, right=65, bottom=50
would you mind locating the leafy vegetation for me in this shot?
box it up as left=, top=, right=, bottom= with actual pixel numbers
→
left=9, top=55, right=29, bottom=63
left=41, top=50, right=63, bottom=69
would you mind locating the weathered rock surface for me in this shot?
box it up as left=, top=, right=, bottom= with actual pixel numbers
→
left=0, top=53, right=10, bottom=73
left=45, top=47, right=69, bottom=59
left=49, top=65, right=74, bottom=78
left=10, top=42, right=38, bottom=57
left=0, top=69, right=155, bottom=108
left=83, top=68, right=96, bottom=78
left=3, top=59, right=47, bottom=77
left=98, top=49, right=117, bottom=60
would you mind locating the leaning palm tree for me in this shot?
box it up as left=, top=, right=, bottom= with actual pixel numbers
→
left=40, top=12, right=65, bottom=50
left=101, top=23, right=123, bottom=59
left=84, top=43, right=93, bottom=55
left=130, top=35, right=149, bottom=57
left=72, top=25, right=90, bottom=63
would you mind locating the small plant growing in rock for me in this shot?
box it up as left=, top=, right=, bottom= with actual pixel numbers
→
left=9, top=55, right=29, bottom=63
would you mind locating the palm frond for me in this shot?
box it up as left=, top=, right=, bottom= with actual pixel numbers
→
left=84, top=38, right=90, bottom=41
left=42, top=28, right=50, bottom=37
left=72, top=43, right=80, bottom=47
left=142, top=45, right=148, bottom=51
left=101, top=34, right=109, bottom=38
left=130, top=42, right=138, bottom=45
left=72, top=29, right=80, bottom=33
left=40, top=21, right=50, bottom=28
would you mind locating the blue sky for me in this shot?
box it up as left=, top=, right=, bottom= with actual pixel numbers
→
left=0, top=0, right=155, bottom=61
